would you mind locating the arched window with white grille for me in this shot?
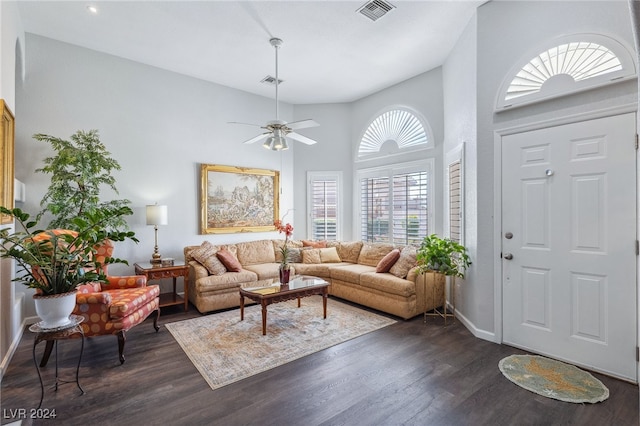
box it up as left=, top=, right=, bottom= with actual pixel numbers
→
left=497, top=34, right=636, bottom=110
left=357, top=108, right=432, bottom=159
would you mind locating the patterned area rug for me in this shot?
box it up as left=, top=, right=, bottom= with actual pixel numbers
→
left=499, top=354, right=609, bottom=403
left=166, top=296, right=396, bottom=390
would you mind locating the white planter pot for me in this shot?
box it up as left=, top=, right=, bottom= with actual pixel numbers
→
left=33, top=291, right=77, bottom=329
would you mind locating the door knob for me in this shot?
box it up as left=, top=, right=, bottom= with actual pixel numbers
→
left=505, top=232, right=513, bottom=239
left=504, top=253, right=513, bottom=260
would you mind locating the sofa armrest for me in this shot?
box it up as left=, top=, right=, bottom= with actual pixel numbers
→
left=101, top=275, right=147, bottom=290
left=189, top=260, right=210, bottom=280
left=76, top=292, right=112, bottom=305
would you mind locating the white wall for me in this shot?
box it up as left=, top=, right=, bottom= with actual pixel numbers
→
left=442, top=14, right=482, bottom=335
left=0, top=0, right=24, bottom=377
left=15, top=34, right=298, bottom=316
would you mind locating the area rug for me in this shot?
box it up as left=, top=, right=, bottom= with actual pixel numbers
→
left=165, top=296, right=396, bottom=390
left=498, top=354, right=609, bottom=403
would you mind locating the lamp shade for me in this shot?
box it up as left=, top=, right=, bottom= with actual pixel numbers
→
left=146, top=204, right=168, bottom=226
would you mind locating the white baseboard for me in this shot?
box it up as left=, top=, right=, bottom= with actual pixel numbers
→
left=451, top=304, right=498, bottom=343
left=0, top=318, right=25, bottom=380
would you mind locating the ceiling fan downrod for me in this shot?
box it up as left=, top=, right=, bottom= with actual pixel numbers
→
left=270, top=38, right=283, bottom=121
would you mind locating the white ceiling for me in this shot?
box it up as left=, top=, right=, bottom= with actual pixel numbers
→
left=16, top=1, right=484, bottom=105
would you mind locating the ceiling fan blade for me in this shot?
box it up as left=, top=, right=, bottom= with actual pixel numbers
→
left=286, top=119, right=319, bottom=130
left=288, top=132, right=317, bottom=145
left=229, top=121, right=264, bottom=127
left=243, top=133, right=271, bottom=144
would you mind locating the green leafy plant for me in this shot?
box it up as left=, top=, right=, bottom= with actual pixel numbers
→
left=416, top=234, right=471, bottom=278
left=34, top=130, right=131, bottom=231
left=0, top=206, right=138, bottom=295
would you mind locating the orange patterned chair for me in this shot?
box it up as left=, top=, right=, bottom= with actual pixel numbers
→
left=41, top=239, right=160, bottom=365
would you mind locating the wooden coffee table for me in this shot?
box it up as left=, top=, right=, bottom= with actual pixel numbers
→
left=240, top=275, right=329, bottom=335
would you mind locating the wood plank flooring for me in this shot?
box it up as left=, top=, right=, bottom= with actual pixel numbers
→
left=1, top=298, right=638, bottom=426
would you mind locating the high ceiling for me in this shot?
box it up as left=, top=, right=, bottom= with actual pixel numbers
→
left=16, top=1, right=484, bottom=104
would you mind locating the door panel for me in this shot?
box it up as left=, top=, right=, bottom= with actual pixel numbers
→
left=502, top=113, right=637, bottom=381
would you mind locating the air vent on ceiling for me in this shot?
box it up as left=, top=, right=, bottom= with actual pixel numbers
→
left=260, top=75, right=283, bottom=85
left=357, top=0, right=395, bottom=22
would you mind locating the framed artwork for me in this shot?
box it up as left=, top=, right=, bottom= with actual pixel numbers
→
left=0, top=100, right=14, bottom=224
left=200, top=164, right=279, bottom=234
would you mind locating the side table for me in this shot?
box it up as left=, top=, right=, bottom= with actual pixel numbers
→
left=29, top=314, right=85, bottom=409
left=134, top=261, right=189, bottom=312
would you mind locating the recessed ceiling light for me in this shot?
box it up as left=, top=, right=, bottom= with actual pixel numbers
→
left=86, top=5, right=98, bottom=14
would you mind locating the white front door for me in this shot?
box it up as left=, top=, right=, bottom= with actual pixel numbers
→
left=502, top=113, right=637, bottom=381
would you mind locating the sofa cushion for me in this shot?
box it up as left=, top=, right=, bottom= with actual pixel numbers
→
left=331, top=263, right=377, bottom=283
left=328, top=241, right=363, bottom=263
left=195, top=270, right=258, bottom=293
left=292, top=262, right=340, bottom=278
left=242, top=263, right=280, bottom=280
left=389, top=245, right=417, bottom=279
left=320, top=247, right=342, bottom=263
left=357, top=243, right=396, bottom=267
left=217, top=248, right=242, bottom=272
left=105, top=285, right=160, bottom=319
left=236, top=240, right=276, bottom=265
left=376, top=248, right=400, bottom=273
left=302, top=239, right=327, bottom=248
left=273, top=239, right=303, bottom=262
left=301, top=248, right=322, bottom=264
left=190, top=241, right=227, bottom=275
left=360, top=271, right=414, bottom=297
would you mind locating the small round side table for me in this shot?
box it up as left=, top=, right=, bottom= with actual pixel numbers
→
left=29, top=314, right=85, bottom=409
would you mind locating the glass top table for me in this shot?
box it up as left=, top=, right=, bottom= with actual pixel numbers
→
left=239, top=275, right=329, bottom=335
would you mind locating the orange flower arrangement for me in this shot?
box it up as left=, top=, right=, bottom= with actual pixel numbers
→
left=274, top=220, right=293, bottom=269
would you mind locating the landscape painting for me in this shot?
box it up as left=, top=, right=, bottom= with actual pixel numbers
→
left=200, top=164, right=279, bottom=234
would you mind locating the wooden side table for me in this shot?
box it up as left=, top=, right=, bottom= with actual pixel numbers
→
left=134, top=262, right=189, bottom=312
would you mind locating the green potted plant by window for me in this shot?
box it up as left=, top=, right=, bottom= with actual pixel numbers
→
left=0, top=206, right=137, bottom=328
left=416, top=234, right=471, bottom=321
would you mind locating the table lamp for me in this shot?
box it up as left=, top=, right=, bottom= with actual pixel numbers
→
left=146, top=204, right=168, bottom=264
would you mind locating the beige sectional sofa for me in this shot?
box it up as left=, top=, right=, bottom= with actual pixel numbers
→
left=183, top=239, right=445, bottom=320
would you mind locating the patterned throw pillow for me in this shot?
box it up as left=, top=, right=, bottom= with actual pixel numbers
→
left=288, top=248, right=302, bottom=263
left=389, top=246, right=418, bottom=278
left=301, top=248, right=322, bottom=264
left=216, top=248, right=242, bottom=272
left=190, top=241, right=227, bottom=275
left=376, top=248, right=401, bottom=273
left=319, top=247, right=342, bottom=263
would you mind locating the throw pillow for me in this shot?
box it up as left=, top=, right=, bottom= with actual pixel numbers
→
left=389, top=246, right=418, bottom=278
left=288, top=248, right=302, bottom=263
left=216, top=248, right=242, bottom=272
left=376, top=248, right=401, bottom=273
left=302, top=239, right=327, bottom=248
left=358, top=243, right=395, bottom=267
left=301, top=248, right=322, bottom=264
left=319, top=247, right=342, bottom=263
left=190, top=241, right=227, bottom=275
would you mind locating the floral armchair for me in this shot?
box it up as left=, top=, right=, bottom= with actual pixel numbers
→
left=41, top=240, right=161, bottom=365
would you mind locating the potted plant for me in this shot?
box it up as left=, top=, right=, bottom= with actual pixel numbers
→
left=34, top=129, right=131, bottom=232
left=274, top=219, right=293, bottom=285
left=416, top=234, right=471, bottom=322
left=416, top=234, right=471, bottom=278
left=0, top=205, right=137, bottom=328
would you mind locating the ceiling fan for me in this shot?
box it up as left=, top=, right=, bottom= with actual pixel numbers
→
left=230, top=38, right=319, bottom=151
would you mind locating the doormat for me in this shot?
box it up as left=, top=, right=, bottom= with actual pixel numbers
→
left=498, top=354, right=609, bottom=403
left=165, top=296, right=396, bottom=390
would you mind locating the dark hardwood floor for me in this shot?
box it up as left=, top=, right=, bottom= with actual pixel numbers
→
left=1, top=299, right=638, bottom=426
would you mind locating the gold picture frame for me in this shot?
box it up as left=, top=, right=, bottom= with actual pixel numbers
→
left=0, top=100, right=14, bottom=224
left=200, top=164, right=279, bottom=234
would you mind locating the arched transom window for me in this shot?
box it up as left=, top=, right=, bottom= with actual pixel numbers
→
left=358, top=109, right=431, bottom=158
left=497, top=34, right=636, bottom=109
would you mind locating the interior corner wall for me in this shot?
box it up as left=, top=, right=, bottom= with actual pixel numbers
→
left=442, top=14, right=483, bottom=335
left=15, top=34, right=298, bottom=317
left=473, top=0, right=638, bottom=337
left=292, top=103, right=353, bottom=239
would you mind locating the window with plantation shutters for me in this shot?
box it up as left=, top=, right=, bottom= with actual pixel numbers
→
left=358, top=161, right=432, bottom=244
left=307, top=172, right=342, bottom=241
left=448, top=160, right=462, bottom=243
